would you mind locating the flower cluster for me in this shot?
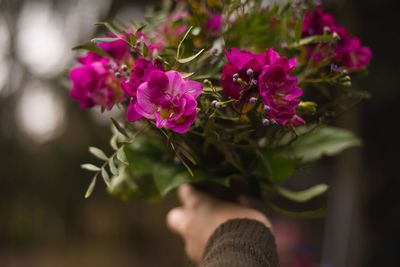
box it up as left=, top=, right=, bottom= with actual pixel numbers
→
left=70, top=36, right=203, bottom=134
left=222, top=48, right=304, bottom=127
left=302, top=7, right=372, bottom=71
left=69, top=39, right=131, bottom=110
left=71, top=1, right=373, bottom=204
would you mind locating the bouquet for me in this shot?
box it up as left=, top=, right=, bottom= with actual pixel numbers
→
left=69, top=0, right=371, bottom=217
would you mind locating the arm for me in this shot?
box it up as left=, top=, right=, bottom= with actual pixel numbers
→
left=166, top=185, right=279, bottom=266
left=200, top=219, right=279, bottom=267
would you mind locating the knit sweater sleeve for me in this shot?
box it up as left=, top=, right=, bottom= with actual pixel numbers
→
left=199, top=219, right=280, bottom=267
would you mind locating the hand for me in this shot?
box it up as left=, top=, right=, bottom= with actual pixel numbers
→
left=166, top=184, right=272, bottom=263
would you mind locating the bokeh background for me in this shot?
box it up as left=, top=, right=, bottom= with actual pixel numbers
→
left=0, top=0, right=398, bottom=266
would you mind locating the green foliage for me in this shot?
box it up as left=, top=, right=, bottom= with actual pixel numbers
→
left=91, top=37, right=120, bottom=43
left=72, top=44, right=109, bottom=57
left=288, top=34, right=337, bottom=49
left=177, top=48, right=205, bottom=63
left=283, top=126, right=362, bottom=162
left=81, top=164, right=101, bottom=172
left=85, top=176, right=97, bottom=199
left=89, top=147, right=108, bottom=161
left=274, top=184, right=328, bottom=203
left=258, top=153, right=297, bottom=184
left=266, top=202, right=327, bottom=218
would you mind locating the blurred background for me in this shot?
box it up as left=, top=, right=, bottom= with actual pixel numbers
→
left=0, top=0, right=398, bottom=266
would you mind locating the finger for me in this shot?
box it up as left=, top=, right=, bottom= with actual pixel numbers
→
left=178, top=184, right=209, bottom=208
left=166, top=207, right=186, bottom=234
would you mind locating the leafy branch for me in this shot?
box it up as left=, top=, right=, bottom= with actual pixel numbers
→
left=81, top=119, right=149, bottom=198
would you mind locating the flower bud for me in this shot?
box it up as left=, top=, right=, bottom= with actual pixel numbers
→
left=332, top=32, right=340, bottom=40
left=330, top=64, right=340, bottom=73
left=262, top=118, right=270, bottom=126
left=249, top=97, right=257, bottom=104
left=258, top=137, right=267, bottom=148
left=211, top=100, right=221, bottom=109
left=323, top=26, right=331, bottom=34
left=298, top=101, right=317, bottom=115
left=263, top=105, right=270, bottom=114
left=343, top=81, right=352, bottom=87
left=341, top=75, right=351, bottom=82
left=246, top=68, right=254, bottom=77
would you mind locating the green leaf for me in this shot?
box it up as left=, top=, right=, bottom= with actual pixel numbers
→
left=294, top=17, right=303, bottom=42
left=108, top=166, right=139, bottom=199
left=142, top=41, right=149, bottom=57
left=153, top=164, right=191, bottom=197
left=233, top=129, right=255, bottom=143
left=95, top=22, right=122, bottom=37
left=89, top=147, right=108, bottom=161
left=109, top=158, right=118, bottom=175
left=177, top=26, right=193, bottom=59
left=72, top=44, right=108, bottom=57
left=91, top=37, right=120, bottom=43
left=111, top=118, right=130, bottom=139
left=101, top=167, right=111, bottom=187
left=110, top=135, right=119, bottom=150
left=117, top=148, right=128, bottom=165
left=284, top=126, right=362, bottom=162
left=267, top=154, right=296, bottom=183
left=85, top=176, right=97, bottom=198
left=177, top=48, right=205, bottom=64
left=135, top=24, right=146, bottom=34
left=181, top=72, right=195, bottom=78
left=266, top=202, right=327, bottom=218
left=288, top=34, right=336, bottom=48
left=217, top=143, right=243, bottom=171
left=81, top=164, right=101, bottom=172
left=275, top=184, right=329, bottom=203
left=152, top=164, right=231, bottom=197
left=257, top=151, right=297, bottom=184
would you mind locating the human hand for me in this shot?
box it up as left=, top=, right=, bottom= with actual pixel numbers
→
left=166, top=184, right=272, bottom=263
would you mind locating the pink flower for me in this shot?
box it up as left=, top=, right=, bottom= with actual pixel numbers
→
left=99, top=38, right=129, bottom=61
left=70, top=38, right=131, bottom=110
left=206, top=14, right=223, bottom=36
left=78, top=38, right=130, bottom=64
left=302, top=7, right=336, bottom=37
left=334, top=36, right=372, bottom=71
left=70, top=59, right=124, bottom=110
left=132, top=70, right=203, bottom=134
left=302, top=8, right=372, bottom=71
left=222, top=48, right=303, bottom=126
left=124, top=58, right=164, bottom=122
left=258, top=49, right=304, bottom=126
left=137, top=32, right=165, bottom=55
left=221, top=48, right=267, bottom=99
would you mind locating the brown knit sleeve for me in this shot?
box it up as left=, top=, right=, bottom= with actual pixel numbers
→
left=199, top=219, right=280, bottom=267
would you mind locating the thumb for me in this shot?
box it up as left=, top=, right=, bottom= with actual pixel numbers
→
left=166, top=207, right=186, bottom=234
